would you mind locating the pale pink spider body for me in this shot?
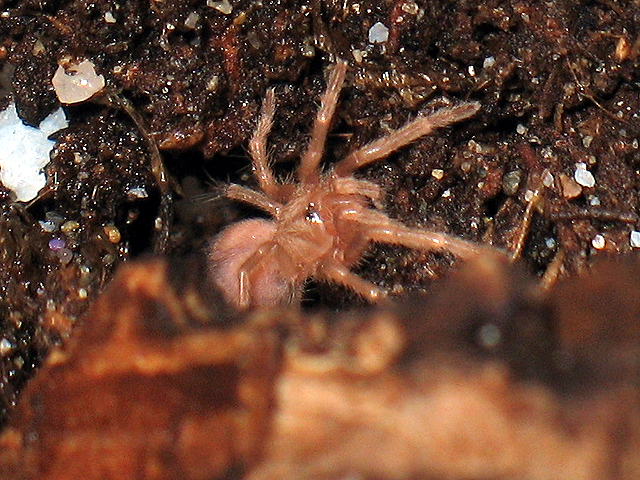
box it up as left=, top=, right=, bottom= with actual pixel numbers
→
left=208, top=61, right=484, bottom=310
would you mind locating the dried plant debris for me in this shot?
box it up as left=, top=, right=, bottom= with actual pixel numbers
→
left=1, top=256, right=640, bottom=479
left=0, top=0, right=639, bottom=474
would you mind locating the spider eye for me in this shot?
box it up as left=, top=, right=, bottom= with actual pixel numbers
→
left=305, top=203, right=323, bottom=224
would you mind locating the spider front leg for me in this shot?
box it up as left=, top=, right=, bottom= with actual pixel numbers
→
left=249, top=87, right=281, bottom=200
left=335, top=101, right=481, bottom=177
left=224, top=183, right=282, bottom=217
left=355, top=210, right=482, bottom=259
left=297, top=61, right=348, bottom=184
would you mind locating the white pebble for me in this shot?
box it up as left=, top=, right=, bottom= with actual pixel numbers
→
left=368, top=22, right=389, bottom=43
left=483, top=56, right=495, bottom=68
left=591, top=234, right=605, bottom=250
left=126, top=186, right=149, bottom=199
left=401, top=1, right=419, bottom=14
left=184, top=12, right=200, bottom=29
left=541, top=169, right=554, bottom=188
left=431, top=168, right=444, bottom=180
left=0, top=102, right=68, bottom=202
left=574, top=163, right=595, bottom=188
left=630, top=231, right=640, bottom=248
left=0, top=338, right=13, bottom=356
left=502, top=170, right=521, bottom=195
left=206, top=75, right=219, bottom=92
left=39, top=220, right=56, bottom=232
left=52, top=59, right=105, bottom=104
left=207, top=0, right=233, bottom=14
left=524, top=189, right=536, bottom=202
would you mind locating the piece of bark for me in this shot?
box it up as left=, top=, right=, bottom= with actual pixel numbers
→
left=1, top=255, right=640, bottom=479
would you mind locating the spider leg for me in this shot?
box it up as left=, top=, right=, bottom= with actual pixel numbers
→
left=224, top=183, right=283, bottom=217
left=335, top=101, right=481, bottom=177
left=317, top=260, right=384, bottom=302
left=297, top=61, right=348, bottom=184
left=353, top=210, right=482, bottom=259
left=249, top=87, right=280, bottom=199
left=333, top=176, right=384, bottom=208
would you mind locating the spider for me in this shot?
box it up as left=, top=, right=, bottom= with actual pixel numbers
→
left=208, top=61, right=486, bottom=310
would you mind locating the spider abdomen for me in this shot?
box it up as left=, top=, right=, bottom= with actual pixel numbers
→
left=208, top=219, right=296, bottom=308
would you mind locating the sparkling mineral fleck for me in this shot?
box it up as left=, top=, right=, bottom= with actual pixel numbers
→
left=61, top=220, right=80, bottom=233
left=126, top=187, right=149, bottom=199
left=574, top=163, right=595, bottom=188
left=207, top=0, right=233, bottom=14
left=431, top=169, right=444, bottom=180
left=48, top=238, right=66, bottom=251
left=591, top=234, right=605, bottom=250
left=58, top=248, right=74, bottom=264
left=401, top=1, right=419, bottom=14
left=39, top=221, right=56, bottom=232
left=524, top=189, right=536, bottom=202
left=368, top=22, right=389, bottom=43
left=184, top=12, right=200, bottom=29
left=502, top=170, right=521, bottom=195
left=206, top=75, right=219, bottom=92
left=483, top=56, right=496, bottom=68
left=104, top=225, right=121, bottom=244
left=0, top=338, right=13, bottom=356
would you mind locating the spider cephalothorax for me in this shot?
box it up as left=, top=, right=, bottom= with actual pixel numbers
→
left=209, top=61, right=486, bottom=309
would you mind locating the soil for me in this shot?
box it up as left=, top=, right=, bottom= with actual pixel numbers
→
left=0, top=0, right=639, bottom=452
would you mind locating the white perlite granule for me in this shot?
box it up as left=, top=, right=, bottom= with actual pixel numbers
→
left=574, top=162, right=595, bottom=188
left=368, top=22, right=389, bottom=43
left=0, top=102, right=68, bottom=202
left=52, top=59, right=105, bottom=104
left=591, top=234, right=605, bottom=250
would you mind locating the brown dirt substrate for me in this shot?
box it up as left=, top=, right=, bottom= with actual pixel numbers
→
left=0, top=1, right=640, bottom=477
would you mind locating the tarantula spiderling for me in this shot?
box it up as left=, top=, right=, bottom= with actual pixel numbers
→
left=208, top=61, right=488, bottom=310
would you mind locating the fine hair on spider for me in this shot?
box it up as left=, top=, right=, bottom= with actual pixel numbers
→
left=208, top=60, right=488, bottom=310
